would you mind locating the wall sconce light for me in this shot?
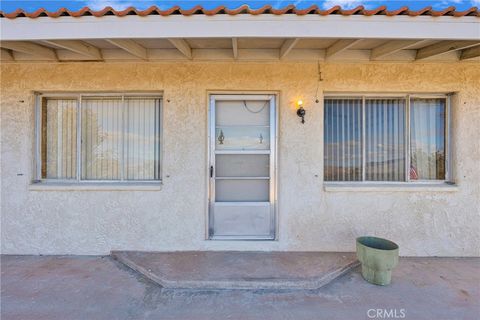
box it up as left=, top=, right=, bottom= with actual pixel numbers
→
left=296, top=100, right=306, bottom=124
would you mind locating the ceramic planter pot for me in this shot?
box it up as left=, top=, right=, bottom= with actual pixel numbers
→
left=356, top=236, right=399, bottom=286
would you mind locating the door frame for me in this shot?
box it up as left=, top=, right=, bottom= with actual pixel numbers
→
left=207, top=92, right=279, bottom=240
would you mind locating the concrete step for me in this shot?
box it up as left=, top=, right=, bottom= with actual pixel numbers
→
left=111, top=251, right=359, bottom=290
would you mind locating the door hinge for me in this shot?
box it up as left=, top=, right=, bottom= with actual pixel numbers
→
left=210, top=165, right=214, bottom=178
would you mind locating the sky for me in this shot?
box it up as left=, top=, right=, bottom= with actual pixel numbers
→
left=0, top=0, right=479, bottom=13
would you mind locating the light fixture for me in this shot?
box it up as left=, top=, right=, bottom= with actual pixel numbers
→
left=296, top=100, right=306, bottom=124
left=218, top=130, right=225, bottom=144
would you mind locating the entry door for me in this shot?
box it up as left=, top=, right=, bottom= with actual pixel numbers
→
left=209, top=94, right=276, bottom=240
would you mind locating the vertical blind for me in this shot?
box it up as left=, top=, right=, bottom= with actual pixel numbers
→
left=41, top=95, right=161, bottom=181
left=43, top=99, right=77, bottom=179
left=365, top=99, right=405, bottom=181
left=324, top=96, right=446, bottom=182
left=324, top=98, right=363, bottom=181
left=82, top=98, right=123, bottom=180
left=125, top=98, right=161, bottom=180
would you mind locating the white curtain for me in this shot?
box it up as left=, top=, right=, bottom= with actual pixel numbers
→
left=410, top=98, right=446, bottom=180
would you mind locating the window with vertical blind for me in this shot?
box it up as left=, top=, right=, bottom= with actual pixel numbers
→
left=36, top=93, right=162, bottom=182
left=324, top=95, right=449, bottom=183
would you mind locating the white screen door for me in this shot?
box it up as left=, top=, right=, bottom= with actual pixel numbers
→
left=209, top=94, right=277, bottom=240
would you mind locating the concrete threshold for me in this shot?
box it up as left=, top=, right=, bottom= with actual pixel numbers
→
left=111, top=251, right=360, bottom=290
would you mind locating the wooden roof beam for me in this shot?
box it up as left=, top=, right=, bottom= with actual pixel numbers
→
left=1, top=48, right=14, bottom=61
left=168, top=38, right=192, bottom=59
left=371, top=40, right=425, bottom=60
left=325, top=39, right=362, bottom=59
left=416, top=41, right=480, bottom=60
left=460, top=45, right=480, bottom=60
left=106, top=39, right=147, bottom=60
left=280, top=38, right=299, bottom=59
left=42, top=40, right=102, bottom=60
left=232, top=38, right=238, bottom=59
left=0, top=41, right=57, bottom=60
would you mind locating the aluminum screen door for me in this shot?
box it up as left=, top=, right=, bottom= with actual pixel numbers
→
left=209, top=94, right=277, bottom=240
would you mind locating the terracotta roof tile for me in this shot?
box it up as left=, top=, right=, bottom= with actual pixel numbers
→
left=0, top=5, right=478, bottom=19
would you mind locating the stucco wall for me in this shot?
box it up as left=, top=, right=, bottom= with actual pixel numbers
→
left=1, top=61, right=479, bottom=256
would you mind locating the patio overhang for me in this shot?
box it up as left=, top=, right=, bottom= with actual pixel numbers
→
left=1, top=13, right=479, bottom=63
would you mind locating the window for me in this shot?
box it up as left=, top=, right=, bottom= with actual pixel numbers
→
left=324, top=95, right=449, bottom=183
left=36, top=94, right=162, bottom=182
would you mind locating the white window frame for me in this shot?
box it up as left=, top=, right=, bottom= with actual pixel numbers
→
left=33, top=92, right=163, bottom=184
left=323, top=93, right=452, bottom=185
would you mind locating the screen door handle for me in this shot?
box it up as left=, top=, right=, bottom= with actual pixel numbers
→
left=210, top=165, right=214, bottom=178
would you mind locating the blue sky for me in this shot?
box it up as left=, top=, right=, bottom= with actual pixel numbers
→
left=0, top=0, right=478, bottom=13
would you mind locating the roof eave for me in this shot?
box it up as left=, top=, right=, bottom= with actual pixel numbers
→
left=1, top=14, right=479, bottom=41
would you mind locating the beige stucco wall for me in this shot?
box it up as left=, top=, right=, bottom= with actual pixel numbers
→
left=1, top=61, right=479, bottom=256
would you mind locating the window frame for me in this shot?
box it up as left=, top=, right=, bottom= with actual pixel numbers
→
left=323, top=93, right=452, bottom=184
left=33, top=92, right=163, bottom=184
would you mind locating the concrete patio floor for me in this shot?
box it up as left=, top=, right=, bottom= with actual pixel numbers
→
left=1, top=255, right=479, bottom=320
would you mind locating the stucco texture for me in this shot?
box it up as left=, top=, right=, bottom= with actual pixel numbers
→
left=1, top=61, right=479, bottom=256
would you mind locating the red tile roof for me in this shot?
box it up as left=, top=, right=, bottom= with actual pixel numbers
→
left=0, top=5, right=478, bottom=19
